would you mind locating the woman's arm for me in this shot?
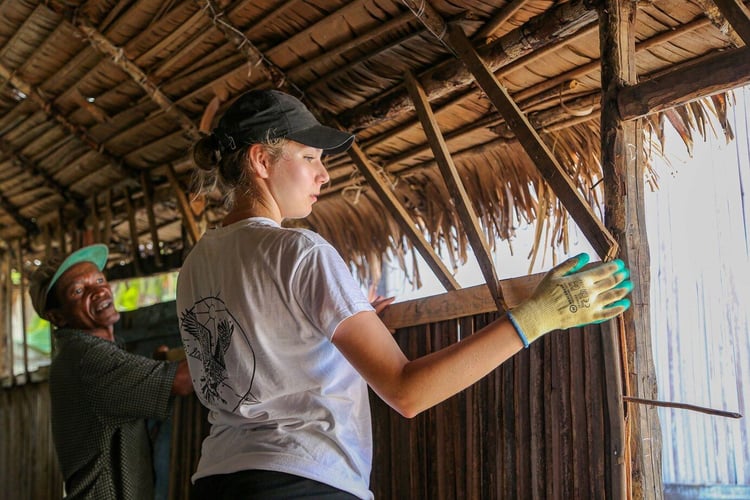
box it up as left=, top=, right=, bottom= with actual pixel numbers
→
left=332, top=253, right=632, bottom=418
left=332, top=311, right=523, bottom=418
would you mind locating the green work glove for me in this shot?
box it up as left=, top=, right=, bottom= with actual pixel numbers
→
left=507, top=253, right=633, bottom=348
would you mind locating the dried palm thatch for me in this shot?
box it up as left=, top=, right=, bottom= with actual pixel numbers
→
left=0, top=0, right=745, bottom=287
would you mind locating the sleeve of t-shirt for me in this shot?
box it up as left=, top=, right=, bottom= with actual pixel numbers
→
left=291, top=243, right=374, bottom=340
left=78, top=341, right=179, bottom=425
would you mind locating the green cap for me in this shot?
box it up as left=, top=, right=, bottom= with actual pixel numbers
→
left=28, top=244, right=109, bottom=318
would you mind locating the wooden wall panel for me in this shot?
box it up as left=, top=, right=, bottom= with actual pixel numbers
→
left=0, top=382, right=63, bottom=500
left=368, top=313, right=615, bottom=499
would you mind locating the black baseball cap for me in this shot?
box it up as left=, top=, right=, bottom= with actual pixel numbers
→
left=213, top=90, right=355, bottom=155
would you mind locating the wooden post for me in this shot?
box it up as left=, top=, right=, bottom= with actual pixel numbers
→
left=57, top=209, right=67, bottom=255
left=140, top=171, right=163, bottom=268
left=599, top=1, right=663, bottom=499
left=90, top=196, right=101, bottom=244
left=15, top=240, right=29, bottom=379
left=0, top=250, right=9, bottom=380
left=164, top=164, right=201, bottom=245
left=124, top=188, right=143, bottom=277
left=102, top=190, right=113, bottom=247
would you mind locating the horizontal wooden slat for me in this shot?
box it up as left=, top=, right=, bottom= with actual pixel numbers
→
left=380, top=271, right=543, bottom=329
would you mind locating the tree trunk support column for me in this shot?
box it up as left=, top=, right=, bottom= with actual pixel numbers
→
left=599, top=1, right=663, bottom=499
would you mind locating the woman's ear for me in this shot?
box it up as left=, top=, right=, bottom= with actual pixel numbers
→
left=247, top=144, right=271, bottom=178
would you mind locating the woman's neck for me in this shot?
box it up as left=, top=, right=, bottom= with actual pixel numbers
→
left=223, top=198, right=281, bottom=226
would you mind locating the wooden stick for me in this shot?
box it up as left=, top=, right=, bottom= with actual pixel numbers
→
left=623, top=396, right=742, bottom=419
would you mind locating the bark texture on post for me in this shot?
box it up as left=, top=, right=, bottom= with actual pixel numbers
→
left=599, top=1, right=663, bottom=499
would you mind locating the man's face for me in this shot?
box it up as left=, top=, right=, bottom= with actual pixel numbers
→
left=49, top=261, right=120, bottom=331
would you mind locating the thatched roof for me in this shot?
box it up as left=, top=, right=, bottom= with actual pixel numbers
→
left=0, top=0, right=746, bottom=285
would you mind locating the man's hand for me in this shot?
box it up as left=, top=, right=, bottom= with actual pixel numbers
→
left=508, top=253, right=633, bottom=347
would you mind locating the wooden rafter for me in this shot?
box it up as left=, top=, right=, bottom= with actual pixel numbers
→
left=0, top=61, right=140, bottom=182
left=339, top=0, right=599, bottom=132
left=324, top=13, right=710, bottom=175
left=474, top=0, right=528, bottom=43
left=446, top=25, right=618, bottom=260
left=404, top=72, right=506, bottom=311
left=0, top=138, right=83, bottom=208
left=347, top=143, right=460, bottom=292
left=695, top=0, right=747, bottom=47
left=0, top=191, right=37, bottom=235
left=197, top=0, right=287, bottom=89
left=76, top=20, right=202, bottom=141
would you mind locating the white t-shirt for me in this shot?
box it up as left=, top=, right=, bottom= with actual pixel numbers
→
left=176, top=217, right=375, bottom=499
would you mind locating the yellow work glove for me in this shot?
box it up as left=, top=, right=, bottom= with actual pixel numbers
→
left=507, top=253, right=633, bottom=348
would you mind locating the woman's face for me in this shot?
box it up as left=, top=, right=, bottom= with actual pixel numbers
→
left=265, top=141, right=330, bottom=220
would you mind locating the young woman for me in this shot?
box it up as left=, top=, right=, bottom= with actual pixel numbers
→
left=176, top=89, right=632, bottom=499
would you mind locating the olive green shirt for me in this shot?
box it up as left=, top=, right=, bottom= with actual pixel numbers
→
left=49, top=329, right=178, bottom=499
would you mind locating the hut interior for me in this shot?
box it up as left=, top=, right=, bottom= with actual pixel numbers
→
left=2, top=0, right=749, bottom=498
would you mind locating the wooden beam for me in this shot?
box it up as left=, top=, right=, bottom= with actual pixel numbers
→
left=599, top=1, right=662, bottom=499
left=102, top=190, right=113, bottom=246
left=164, top=164, right=201, bottom=245
left=475, top=0, right=528, bottom=43
left=75, top=20, right=201, bottom=141
left=197, top=0, right=288, bottom=89
left=618, top=46, right=750, bottom=120
left=0, top=191, right=38, bottom=236
left=0, top=138, right=84, bottom=209
left=124, top=188, right=143, bottom=276
left=380, top=271, right=541, bottom=329
left=15, top=240, right=28, bottom=377
left=140, top=171, right=163, bottom=269
left=347, top=142, right=461, bottom=292
left=323, top=13, right=710, bottom=174
left=339, top=0, right=598, bottom=132
left=90, top=196, right=101, bottom=244
left=698, top=0, right=748, bottom=46
left=404, top=72, right=507, bottom=312
left=0, top=61, right=141, bottom=183
left=446, top=24, right=618, bottom=261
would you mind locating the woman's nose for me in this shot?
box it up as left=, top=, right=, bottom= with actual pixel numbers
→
left=318, top=163, right=330, bottom=185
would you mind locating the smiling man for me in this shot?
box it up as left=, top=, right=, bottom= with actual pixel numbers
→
left=29, top=244, right=192, bottom=500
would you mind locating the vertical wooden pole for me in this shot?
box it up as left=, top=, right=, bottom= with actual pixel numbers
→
left=124, top=188, right=143, bottom=276
left=57, top=209, right=67, bottom=255
left=102, top=190, right=113, bottom=247
left=90, top=196, right=101, bottom=244
left=599, top=1, right=663, bottom=499
left=15, top=240, right=29, bottom=379
left=140, top=170, right=163, bottom=268
left=165, top=164, right=201, bottom=245
left=0, top=250, right=9, bottom=380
